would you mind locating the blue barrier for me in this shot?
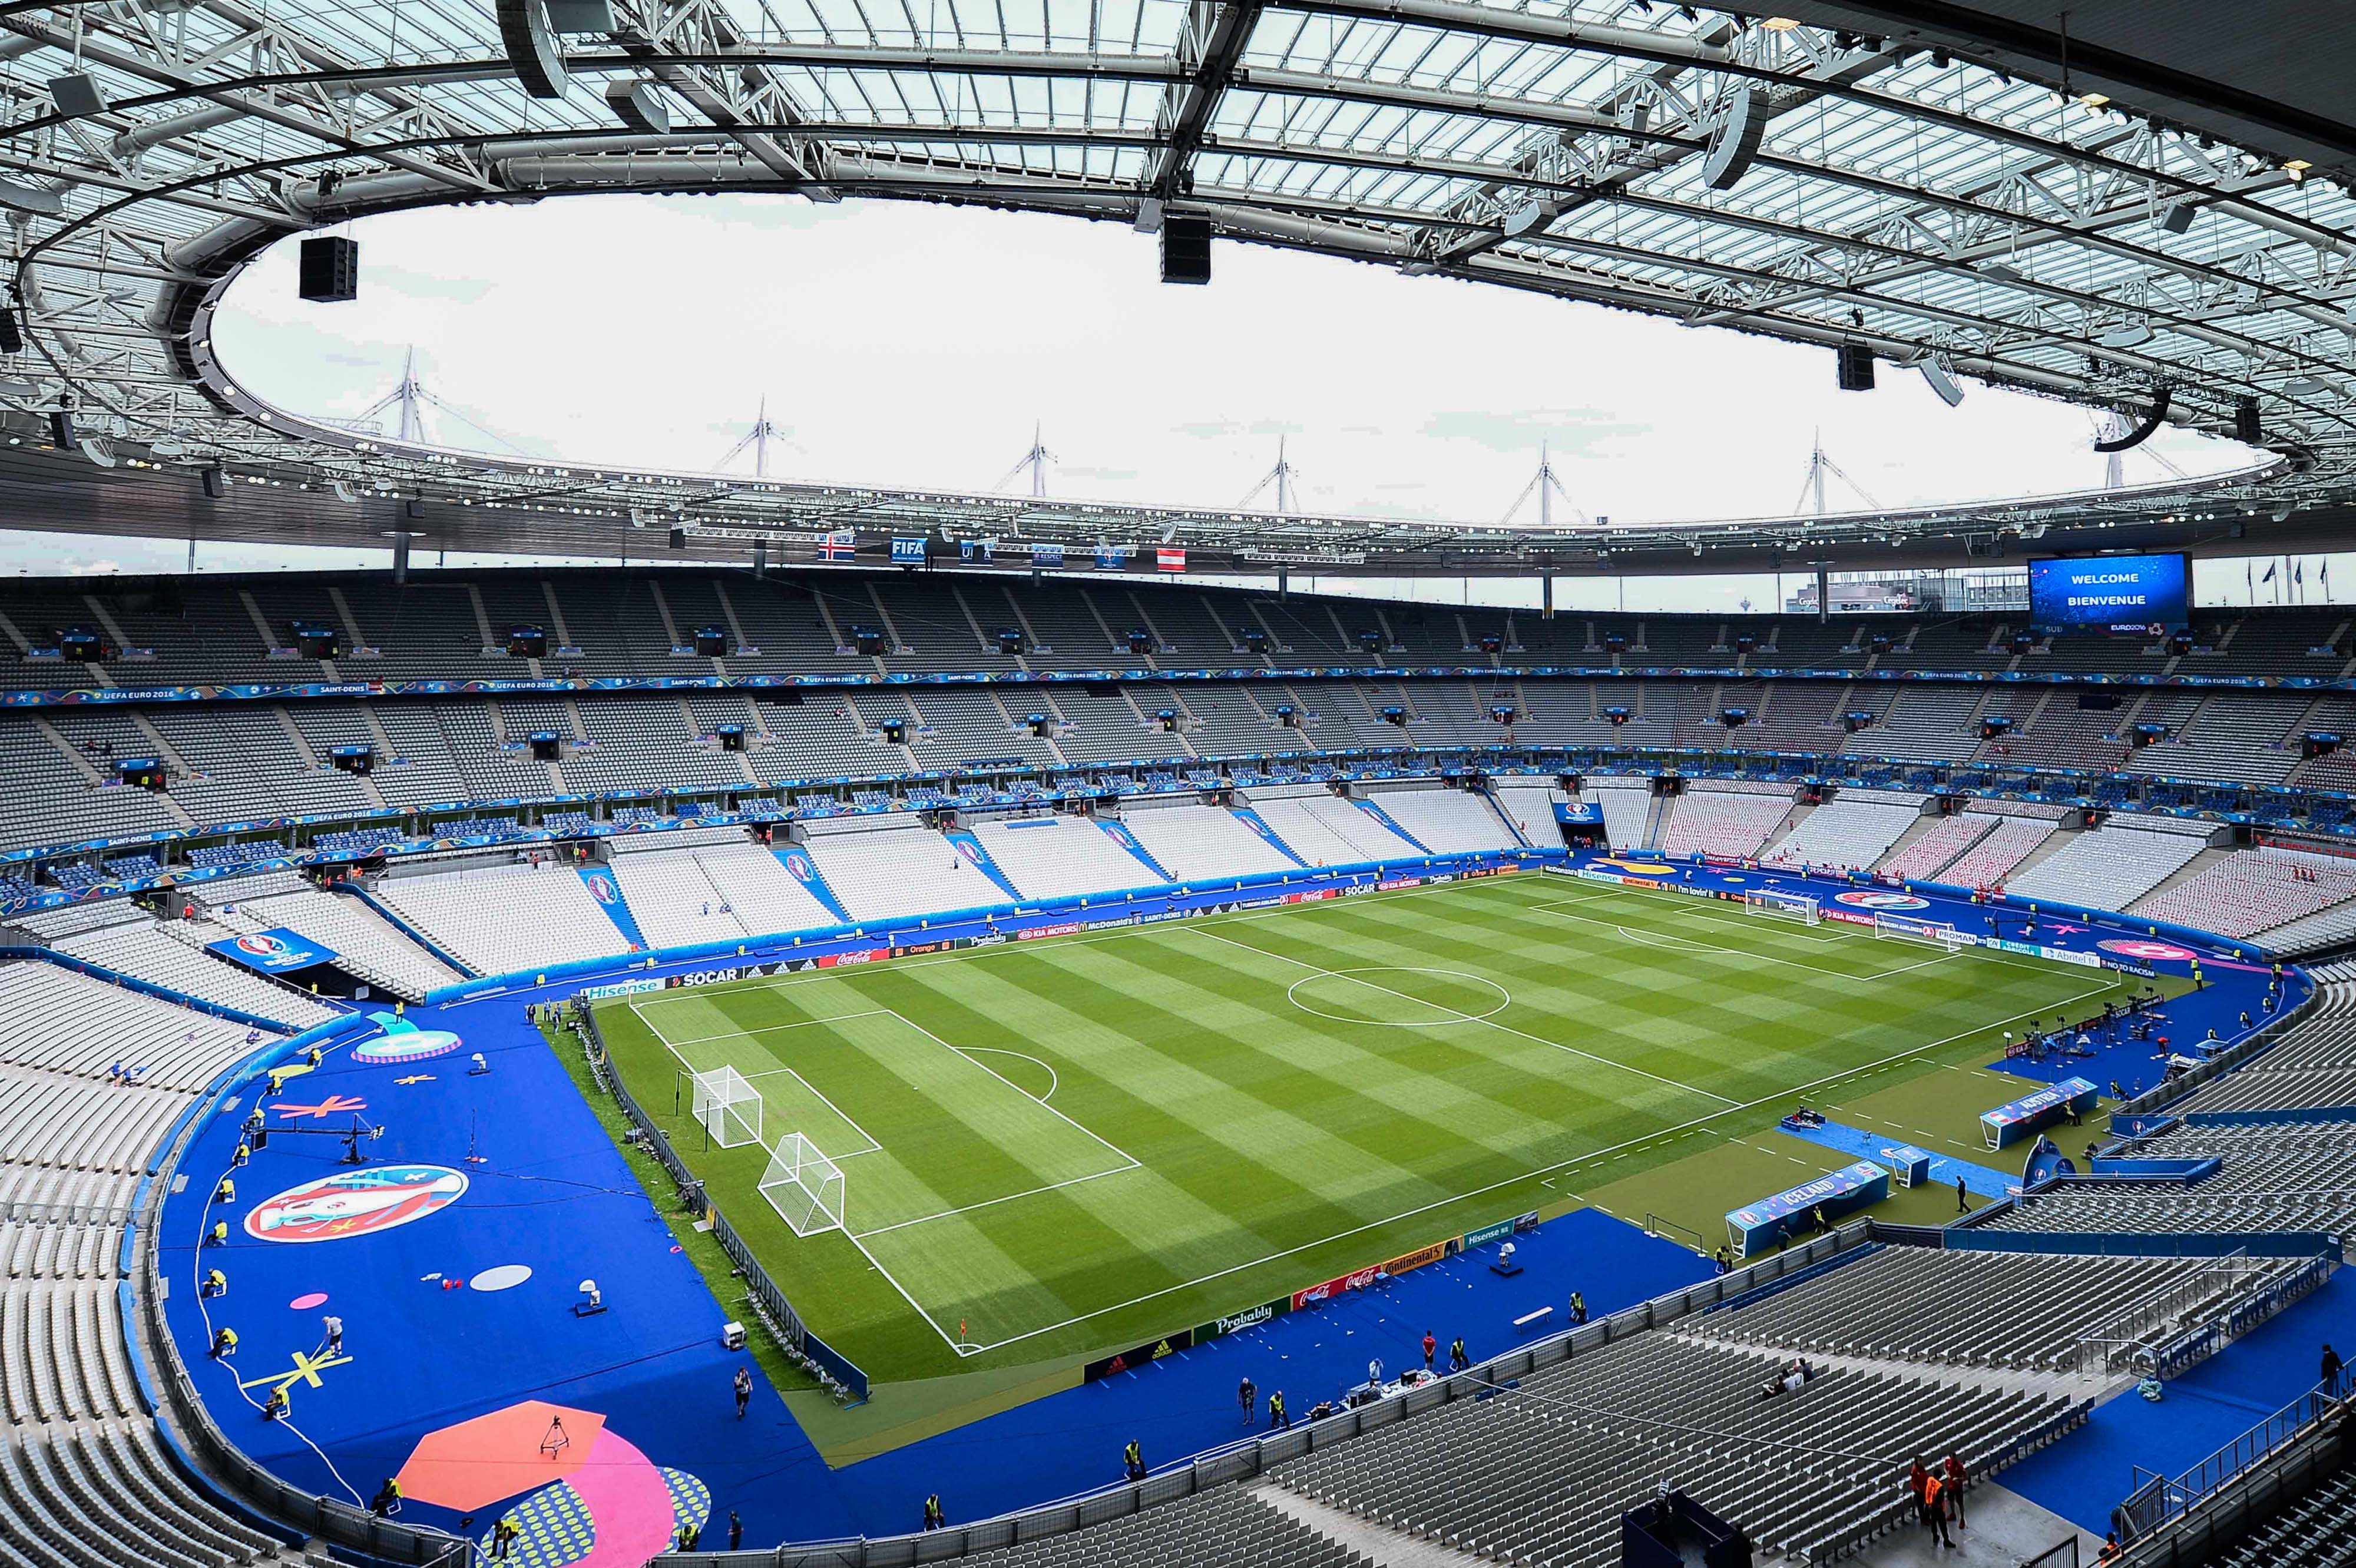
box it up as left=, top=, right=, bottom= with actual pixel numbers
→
left=2184, top=1105, right=2356, bottom=1127
left=1946, top=1228, right=2342, bottom=1261
left=802, top=1331, right=869, bottom=1404
left=1702, top=1243, right=1882, bottom=1316
left=2084, top=1157, right=2223, bottom=1182
left=117, top=1279, right=157, bottom=1416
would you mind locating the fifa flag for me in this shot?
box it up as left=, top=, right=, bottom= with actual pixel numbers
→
left=819, top=530, right=857, bottom=560
left=1156, top=546, right=1187, bottom=573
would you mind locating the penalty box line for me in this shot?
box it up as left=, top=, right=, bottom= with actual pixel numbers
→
left=953, top=970, right=2121, bottom=1358
left=630, top=999, right=1139, bottom=1356
left=847, top=1008, right=1141, bottom=1244
left=1539, top=878, right=2073, bottom=980
left=1524, top=897, right=1960, bottom=981
left=630, top=1003, right=888, bottom=1155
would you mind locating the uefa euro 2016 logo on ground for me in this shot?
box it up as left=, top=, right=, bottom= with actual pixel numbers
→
left=236, top=933, right=296, bottom=960
left=1833, top=890, right=1930, bottom=911
left=783, top=852, right=815, bottom=882
left=585, top=872, right=619, bottom=905
left=350, top=1014, right=466, bottom=1065
left=244, top=1165, right=468, bottom=1243
left=2099, top=938, right=2198, bottom=962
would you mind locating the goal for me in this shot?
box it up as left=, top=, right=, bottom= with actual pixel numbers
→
left=1743, top=889, right=1821, bottom=925
left=1872, top=911, right=1965, bottom=952
left=690, top=1066, right=764, bottom=1149
left=758, top=1132, right=847, bottom=1238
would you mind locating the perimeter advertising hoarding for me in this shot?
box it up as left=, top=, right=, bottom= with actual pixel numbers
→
left=1083, top=1328, right=1193, bottom=1382
left=2027, top=554, right=2190, bottom=633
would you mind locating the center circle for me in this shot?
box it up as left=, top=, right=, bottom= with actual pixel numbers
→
left=1286, top=967, right=1513, bottom=1027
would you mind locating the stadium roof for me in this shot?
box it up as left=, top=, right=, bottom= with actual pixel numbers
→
left=1, top=0, right=2352, bottom=574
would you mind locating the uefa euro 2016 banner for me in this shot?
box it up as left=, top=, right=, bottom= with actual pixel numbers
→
left=206, top=927, right=337, bottom=973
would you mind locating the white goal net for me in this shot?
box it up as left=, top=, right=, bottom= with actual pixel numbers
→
left=690, top=1066, right=763, bottom=1149
left=1872, top=912, right=1965, bottom=952
left=758, top=1132, right=847, bottom=1237
left=1742, top=889, right=1821, bottom=925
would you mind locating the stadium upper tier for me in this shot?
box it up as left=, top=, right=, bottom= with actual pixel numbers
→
left=0, top=3, right=2352, bottom=567
left=6, top=568, right=2356, bottom=882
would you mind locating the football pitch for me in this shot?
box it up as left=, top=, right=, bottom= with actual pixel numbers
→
left=593, top=873, right=2131, bottom=1381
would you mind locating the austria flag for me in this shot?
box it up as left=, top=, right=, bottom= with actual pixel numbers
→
left=1156, top=546, right=1187, bottom=573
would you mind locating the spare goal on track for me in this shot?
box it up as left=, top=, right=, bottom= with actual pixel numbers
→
left=1743, top=889, right=1821, bottom=925
left=1873, top=911, right=1965, bottom=952
left=759, top=1132, right=847, bottom=1237
left=690, top=1066, right=763, bottom=1149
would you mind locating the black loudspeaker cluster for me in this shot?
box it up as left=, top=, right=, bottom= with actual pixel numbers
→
left=1161, top=219, right=1211, bottom=285
left=0, top=308, right=19, bottom=355
left=298, top=236, right=359, bottom=302
left=1836, top=343, right=1875, bottom=391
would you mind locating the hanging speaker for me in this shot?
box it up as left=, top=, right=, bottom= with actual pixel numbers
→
left=0, top=309, right=19, bottom=355
left=605, top=80, right=669, bottom=134
left=668, top=526, right=687, bottom=550
left=497, top=0, right=570, bottom=99
left=2094, top=388, right=2173, bottom=452
left=2234, top=395, right=2261, bottom=445
left=48, top=409, right=72, bottom=448
left=1161, top=219, right=1211, bottom=285
left=1702, top=90, right=1766, bottom=191
left=1918, top=359, right=1963, bottom=406
left=202, top=467, right=226, bottom=499
left=298, top=236, right=359, bottom=302
left=1837, top=343, right=1875, bottom=391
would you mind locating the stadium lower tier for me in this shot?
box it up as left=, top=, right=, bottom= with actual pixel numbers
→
left=106, top=854, right=2328, bottom=1568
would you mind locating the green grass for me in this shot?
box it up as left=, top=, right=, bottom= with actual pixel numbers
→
left=594, top=872, right=2134, bottom=1385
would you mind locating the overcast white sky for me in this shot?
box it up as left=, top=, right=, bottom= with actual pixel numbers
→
left=19, top=192, right=2337, bottom=607
left=216, top=194, right=2245, bottom=520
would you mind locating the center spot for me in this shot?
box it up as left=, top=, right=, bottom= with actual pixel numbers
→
left=1286, top=967, right=1512, bottom=1027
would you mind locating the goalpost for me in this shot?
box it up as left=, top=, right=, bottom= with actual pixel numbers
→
left=759, top=1132, right=847, bottom=1237
left=1872, top=911, right=1966, bottom=953
left=690, top=1066, right=764, bottom=1149
left=1742, top=889, right=1821, bottom=925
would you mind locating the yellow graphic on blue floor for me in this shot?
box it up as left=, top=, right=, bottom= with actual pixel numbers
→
left=236, top=1348, right=353, bottom=1398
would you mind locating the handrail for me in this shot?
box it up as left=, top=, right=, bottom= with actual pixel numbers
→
left=2117, top=1366, right=2352, bottom=1542
left=651, top=1226, right=1873, bottom=1567
left=2072, top=1251, right=2261, bottom=1376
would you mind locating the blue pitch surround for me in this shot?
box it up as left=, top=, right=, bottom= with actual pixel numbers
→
left=2000, top=1271, right=2356, bottom=1536
left=155, top=859, right=2297, bottom=1553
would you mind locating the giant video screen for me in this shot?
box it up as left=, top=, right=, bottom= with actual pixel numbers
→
left=2027, top=554, right=2190, bottom=633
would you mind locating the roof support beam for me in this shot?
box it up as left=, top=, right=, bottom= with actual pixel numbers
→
left=1149, top=0, right=1263, bottom=201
